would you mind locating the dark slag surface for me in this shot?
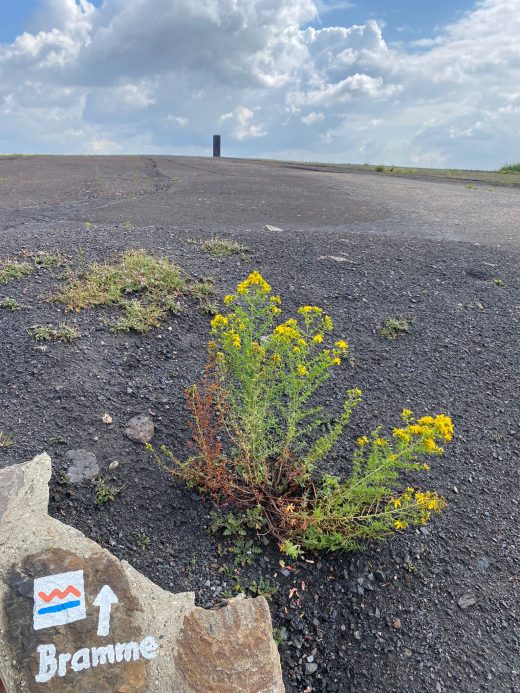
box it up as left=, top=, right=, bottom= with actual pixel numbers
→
left=0, top=155, right=519, bottom=692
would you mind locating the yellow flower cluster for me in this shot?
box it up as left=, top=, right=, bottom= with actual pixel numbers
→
left=237, top=271, right=271, bottom=295
left=297, top=364, right=309, bottom=377
left=273, top=319, right=300, bottom=342
left=334, top=340, right=349, bottom=353
left=392, top=413, right=454, bottom=451
left=224, top=330, right=241, bottom=349
left=298, top=306, right=323, bottom=315
left=211, top=314, right=228, bottom=329
left=415, top=490, right=445, bottom=512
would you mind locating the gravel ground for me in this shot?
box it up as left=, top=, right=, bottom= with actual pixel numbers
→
left=1, top=156, right=519, bottom=692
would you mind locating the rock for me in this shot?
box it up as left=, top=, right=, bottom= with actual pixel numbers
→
left=475, top=555, right=490, bottom=572
left=125, top=415, right=154, bottom=444
left=392, top=618, right=401, bottom=630
left=305, top=662, right=318, bottom=674
left=0, top=456, right=284, bottom=692
left=102, top=414, right=113, bottom=425
left=64, top=449, right=100, bottom=483
left=458, top=594, right=477, bottom=609
left=263, top=225, right=284, bottom=233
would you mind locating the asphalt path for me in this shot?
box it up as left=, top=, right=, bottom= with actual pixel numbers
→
left=0, top=155, right=518, bottom=248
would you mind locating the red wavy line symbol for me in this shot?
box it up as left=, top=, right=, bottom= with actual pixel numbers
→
left=38, top=586, right=81, bottom=603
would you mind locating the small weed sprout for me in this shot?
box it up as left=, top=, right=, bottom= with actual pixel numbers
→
left=0, top=298, right=21, bottom=310
left=59, top=472, right=71, bottom=485
left=31, top=323, right=81, bottom=342
left=247, top=576, right=278, bottom=599
left=22, top=251, right=69, bottom=269
left=229, top=539, right=262, bottom=567
left=0, top=432, right=13, bottom=448
left=134, top=532, right=151, bottom=550
left=95, top=478, right=121, bottom=505
left=493, top=278, right=504, bottom=287
left=378, top=317, right=412, bottom=340
left=152, top=272, right=453, bottom=555
left=273, top=627, right=288, bottom=646
left=0, top=259, right=33, bottom=284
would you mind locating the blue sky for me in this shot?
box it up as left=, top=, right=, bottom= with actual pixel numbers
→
left=0, top=0, right=519, bottom=168
left=317, top=1, right=477, bottom=43
left=1, top=1, right=475, bottom=44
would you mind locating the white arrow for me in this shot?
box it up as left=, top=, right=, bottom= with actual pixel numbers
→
left=93, top=585, right=118, bottom=637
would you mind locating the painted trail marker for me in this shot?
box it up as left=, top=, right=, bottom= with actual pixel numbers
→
left=33, top=571, right=86, bottom=630
left=0, top=454, right=284, bottom=692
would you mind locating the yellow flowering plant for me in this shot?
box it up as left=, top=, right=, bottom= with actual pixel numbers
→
left=153, top=271, right=453, bottom=555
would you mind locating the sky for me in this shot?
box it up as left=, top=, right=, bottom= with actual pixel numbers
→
left=0, top=0, right=518, bottom=168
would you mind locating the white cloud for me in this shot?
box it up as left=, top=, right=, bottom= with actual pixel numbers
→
left=220, top=106, right=266, bottom=140
left=0, top=0, right=519, bottom=167
left=301, top=111, right=325, bottom=125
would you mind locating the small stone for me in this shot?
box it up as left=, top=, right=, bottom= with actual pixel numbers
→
left=318, top=255, right=352, bottom=263
left=102, top=413, right=113, bottom=425
left=392, top=618, right=401, bottom=630
left=125, top=415, right=154, bottom=444
left=475, top=555, right=490, bottom=572
left=305, top=662, right=318, bottom=674
left=64, top=449, right=99, bottom=483
left=108, top=460, right=119, bottom=471
left=458, top=594, right=477, bottom=609
left=263, top=225, right=284, bottom=232
left=280, top=569, right=291, bottom=577
left=404, top=648, right=412, bottom=658
left=354, top=630, right=362, bottom=640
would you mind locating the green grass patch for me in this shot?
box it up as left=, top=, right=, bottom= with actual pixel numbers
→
left=31, top=323, right=81, bottom=343
left=55, top=249, right=214, bottom=333
left=0, top=298, right=21, bottom=311
left=0, top=259, right=33, bottom=284
left=499, top=162, right=520, bottom=174
left=25, top=251, right=69, bottom=268
left=378, top=317, right=413, bottom=340
left=0, top=432, right=13, bottom=448
left=200, top=237, right=248, bottom=257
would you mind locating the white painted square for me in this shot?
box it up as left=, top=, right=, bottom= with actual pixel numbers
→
left=33, top=570, right=86, bottom=631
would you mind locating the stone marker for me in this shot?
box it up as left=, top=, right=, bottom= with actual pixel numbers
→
left=124, top=415, right=155, bottom=444
left=263, top=225, right=284, bottom=233
left=0, top=455, right=284, bottom=692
